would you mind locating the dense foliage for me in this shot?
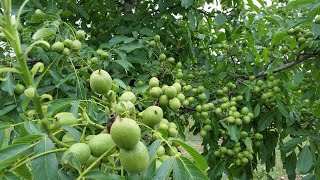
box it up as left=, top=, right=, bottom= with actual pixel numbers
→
left=0, top=0, right=320, bottom=179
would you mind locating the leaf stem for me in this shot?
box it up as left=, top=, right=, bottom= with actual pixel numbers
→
left=9, top=147, right=67, bottom=171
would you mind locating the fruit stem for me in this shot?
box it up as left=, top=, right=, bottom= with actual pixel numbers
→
left=40, top=119, right=71, bottom=148
left=81, top=110, right=105, bottom=129
left=9, top=147, right=67, bottom=171
left=76, top=145, right=116, bottom=180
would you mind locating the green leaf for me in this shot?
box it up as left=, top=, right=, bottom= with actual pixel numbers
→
left=32, top=28, right=55, bottom=40
left=113, top=49, right=127, bottom=61
left=0, top=104, right=16, bottom=116
left=62, top=126, right=81, bottom=143
left=280, top=137, right=306, bottom=153
left=258, top=112, right=274, bottom=131
left=215, top=14, right=227, bottom=27
left=171, top=139, right=208, bottom=171
left=32, top=138, right=59, bottom=180
left=115, top=60, right=133, bottom=70
left=1, top=72, right=15, bottom=96
left=276, top=100, right=289, bottom=118
left=244, top=137, right=253, bottom=149
left=151, top=157, right=175, bottom=180
left=229, top=125, right=240, bottom=143
left=113, top=78, right=127, bottom=89
left=85, top=171, right=121, bottom=179
left=297, top=146, right=313, bottom=174
left=0, top=144, right=30, bottom=171
left=254, top=103, right=260, bottom=117
left=284, top=152, right=297, bottom=180
left=271, top=30, right=288, bottom=46
left=292, top=71, right=304, bottom=85
left=117, top=41, right=145, bottom=53
left=311, top=23, right=320, bottom=36
left=70, top=4, right=89, bottom=19
left=173, top=156, right=209, bottom=180
left=302, top=174, right=317, bottom=180
left=188, top=11, right=196, bottom=31
left=23, top=121, right=43, bottom=135
left=286, top=0, right=318, bottom=9
left=62, top=152, right=82, bottom=173
left=13, top=134, right=43, bottom=145
left=13, top=163, right=32, bottom=180
left=181, top=0, right=193, bottom=8
left=132, top=84, right=149, bottom=93
left=46, top=98, right=77, bottom=117
left=147, top=139, right=161, bottom=165
left=287, top=111, right=296, bottom=126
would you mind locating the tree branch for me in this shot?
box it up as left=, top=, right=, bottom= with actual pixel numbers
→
left=255, top=54, right=317, bottom=78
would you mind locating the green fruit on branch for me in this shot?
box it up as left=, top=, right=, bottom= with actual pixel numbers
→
left=76, top=30, right=86, bottom=40
left=315, top=16, right=320, bottom=24
left=241, top=107, right=249, bottom=115
left=62, top=48, right=70, bottom=56
left=149, top=77, right=159, bottom=87
left=168, top=146, right=178, bottom=156
left=149, top=40, right=156, bottom=46
left=200, top=129, right=207, bottom=138
left=176, top=93, right=185, bottom=102
left=169, top=122, right=177, bottom=129
left=35, top=9, right=42, bottom=14
left=61, top=143, right=91, bottom=165
left=90, top=57, right=99, bottom=64
left=110, top=117, right=141, bottom=150
left=249, top=75, right=255, bottom=80
left=90, top=69, right=112, bottom=94
left=169, top=97, right=181, bottom=111
left=168, top=127, right=178, bottom=137
left=159, top=53, right=166, bottom=61
left=24, top=87, right=35, bottom=98
left=159, top=95, right=169, bottom=106
left=142, top=106, right=163, bottom=127
left=14, top=84, right=25, bottom=95
left=197, top=86, right=205, bottom=93
left=53, top=112, right=78, bottom=126
left=119, top=141, right=149, bottom=173
left=154, top=34, right=160, bottom=42
left=87, top=133, right=116, bottom=157
left=71, top=39, right=82, bottom=51
left=51, top=41, right=64, bottom=52
left=157, top=145, right=165, bottom=157
left=254, top=133, right=263, bottom=140
left=159, top=155, right=170, bottom=162
left=242, top=115, right=251, bottom=124
left=167, top=57, right=175, bottom=63
left=197, top=93, right=206, bottom=101
left=150, top=87, right=162, bottom=97
left=165, top=86, right=177, bottom=99
left=63, top=39, right=72, bottom=48
left=156, top=159, right=162, bottom=169
left=119, top=91, right=136, bottom=103
left=62, top=133, right=76, bottom=145
left=157, top=122, right=169, bottom=130
left=172, top=82, right=181, bottom=93
left=115, top=101, right=135, bottom=117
